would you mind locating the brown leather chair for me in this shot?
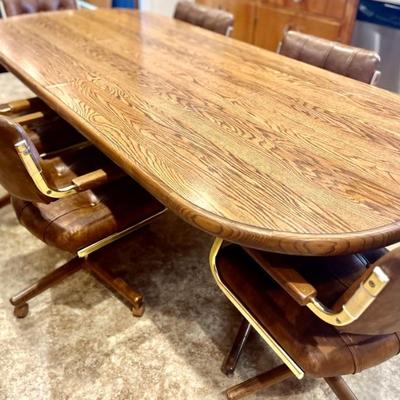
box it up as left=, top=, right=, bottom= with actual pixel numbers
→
left=0, top=97, right=88, bottom=208
left=278, top=31, right=381, bottom=85
left=0, top=115, right=166, bottom=318
left=0, top=0, right=77, bottom=18
left=174, top=0, right=234, bottom=36
left=210, top=238, right=399, bottom=400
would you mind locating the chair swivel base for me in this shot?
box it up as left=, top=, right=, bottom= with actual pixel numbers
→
left=9, top=256, right=145, bottom=318
left=225, top=364, right=358, bottom=400
left=223, top=317, right=358, bottom=400
left=222, top=318, right=252, bottom=375
left=0, top=194, right=11, bottom=209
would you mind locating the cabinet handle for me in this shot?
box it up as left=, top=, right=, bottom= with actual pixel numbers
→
left=292, top=0, right=303, bottom=3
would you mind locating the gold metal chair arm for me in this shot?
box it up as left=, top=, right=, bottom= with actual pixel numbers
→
left=0, top=99, right=33, bottom=115
left=209, top=238, right=304, bottom=379
left=77, top=208, right=167, bottom=258
left=306, top=266, right=389, bottom=326
left=226, top=26, right=234, bottom=37
left=15, top=139, right=78, bottom=199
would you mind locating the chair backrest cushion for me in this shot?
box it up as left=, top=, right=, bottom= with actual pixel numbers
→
left=1, top=0, right=77, bottom=17
left=174, top=1, right=234, bottom=36
left=0, top=117, right=49, bottom=203
left=279, top=30, right=380, bottom=84
left=337, top=247, right=400, bottom=335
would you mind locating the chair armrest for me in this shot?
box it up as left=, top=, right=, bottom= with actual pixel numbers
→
left=0, top=97, right=46, bottom=115
left=15, top=139, right=125, bottom=199
left=13, top=111, right=49, bottom=125
left=245, top=248, right=316, bottom=306
left=245, top=247, right=389, bottom=327
left=72, top=169, right=113, bottom=191
left=0, top=99, right=33, bottom=114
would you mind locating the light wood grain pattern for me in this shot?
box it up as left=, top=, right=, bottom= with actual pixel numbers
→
left=1, top=9, right=400, bottom=256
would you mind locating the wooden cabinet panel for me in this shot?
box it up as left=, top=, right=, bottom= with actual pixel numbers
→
left=219, top=0, right=256, bottom=43
left=195, top=0, right=358, bottom=49
left=86, top=0, right=112, bottom=7
left=259, top=0, right=347, bottom=19
left=196, top=0, right=221, bottom=7
left=254, top=5, right=341, bottom=51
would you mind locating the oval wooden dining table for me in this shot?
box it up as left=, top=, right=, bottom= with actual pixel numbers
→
left=0, top=9, right=399, bottom=256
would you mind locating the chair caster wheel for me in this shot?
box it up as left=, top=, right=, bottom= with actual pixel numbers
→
left=132, top=304, right=144, bottom=317
left=14, top=303, right=29, bottom=318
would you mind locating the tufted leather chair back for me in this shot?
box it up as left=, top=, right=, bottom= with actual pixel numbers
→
left=279, top=31, right=381, bottom=85
left=0, top=0, right=77, bottom=18
left=174, top=1, right=234, bottom=36
left=336, top=247, right=400, bottom=336
left=0, top=117, right=49, bottom=203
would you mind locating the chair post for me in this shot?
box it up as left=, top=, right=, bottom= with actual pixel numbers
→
left=10, top=257, right=84, bottom=318
left=225, top=364, right=293, bottom=400
left=325, top=376, right=358, bottom=400
left=222, top=317, right=252, bottom=375
left=0, top=194, right=10, bottom=208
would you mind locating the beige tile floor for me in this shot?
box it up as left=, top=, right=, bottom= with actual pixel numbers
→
left=0, top=72, right=399, bottom=400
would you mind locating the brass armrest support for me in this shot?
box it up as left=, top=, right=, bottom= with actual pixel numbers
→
left=307, top=266, right=389, bottom=326
left=370, top=70, right=382, bottom=86
left=209, top=238, right=305, bottom=379
left=16, top=139, right=125, bottom=198
left=244, top=247, right=389, bottom=327
left=226, top=26, right=234, bottom=37
left=15, top=139, right=78, bottom=198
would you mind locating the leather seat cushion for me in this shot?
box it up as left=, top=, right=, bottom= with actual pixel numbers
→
left=216, top=245, right=400, bottom=378
left=12, top=178, right=165, bottom=253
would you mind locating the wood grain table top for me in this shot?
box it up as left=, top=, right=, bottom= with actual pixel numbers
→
left=1, top=9, right=400, bottom=256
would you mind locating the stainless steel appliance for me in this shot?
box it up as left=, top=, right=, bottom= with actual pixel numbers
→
left=352, top=0, right=400, bottom=93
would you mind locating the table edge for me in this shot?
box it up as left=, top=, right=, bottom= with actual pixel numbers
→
left=1, top=10, right=400, bottom=256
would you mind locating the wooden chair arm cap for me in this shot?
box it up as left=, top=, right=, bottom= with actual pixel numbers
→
left=72, top=167, right=126, bottom=191
left=245, top=248, right=317, bottom=306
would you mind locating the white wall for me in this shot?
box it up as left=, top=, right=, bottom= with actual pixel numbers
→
left=140, top=0, right=182, bottom=16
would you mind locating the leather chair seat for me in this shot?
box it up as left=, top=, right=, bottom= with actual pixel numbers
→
left=12, top=178, right=165, bottom=253
left=216, top=245, right=400, bottom=378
